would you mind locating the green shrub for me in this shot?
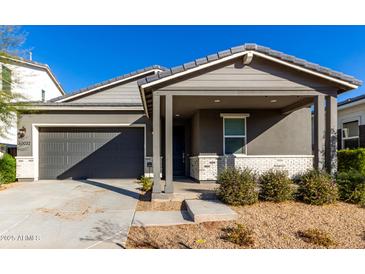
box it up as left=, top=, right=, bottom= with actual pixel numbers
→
left=259, top=169, right=294, bottom=202
left=217, top=168, right=258, bottom=206
left=222, top=223, right=255, bottom=247
left=298, top=169, right=338, bottom=205
left=139, top=176, right=153, bottom=192
left=0, top=154, right=16, bottom=184
left=338, top=148, right=365, bottom=174
left=297, top=228, right=337, bottom=248
left=336, top=170, right=365, bottom=206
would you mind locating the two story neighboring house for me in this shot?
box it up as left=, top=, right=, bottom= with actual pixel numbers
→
left=0, top=55, right=65, bottom=155
left=338, top=94, right=365, bottom=149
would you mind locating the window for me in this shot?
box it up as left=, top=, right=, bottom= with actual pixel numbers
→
left=2, top=65, right=11, bottom=92
left=342, top=120, right=359, bottom=149
left=222, top=114, right=248, bottom=155
left=41, top=90, right=46, bottom=102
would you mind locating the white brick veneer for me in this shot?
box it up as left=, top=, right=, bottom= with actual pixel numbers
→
left=144, top=156, right=163, bottom=177
left=190, top=155, right=314, bottom=181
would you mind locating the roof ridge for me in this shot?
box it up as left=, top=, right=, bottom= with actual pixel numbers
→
left=137, top=43, right=362, bottom=87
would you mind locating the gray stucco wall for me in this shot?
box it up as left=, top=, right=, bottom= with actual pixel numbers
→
left=191, top=108, right=312, bottom=156
left=17, top=111, right=152, bottom=157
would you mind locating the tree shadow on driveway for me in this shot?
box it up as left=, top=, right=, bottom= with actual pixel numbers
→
left=79, top=220, right=129, bottom=249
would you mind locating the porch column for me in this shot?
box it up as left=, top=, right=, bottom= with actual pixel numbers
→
left=152, top=94, right=161, bottom=193
left=165, top=94, right=174, bottom=193
left=313, top=95, right=325, bottom=170
left=325, top=95, right=337, bottom=174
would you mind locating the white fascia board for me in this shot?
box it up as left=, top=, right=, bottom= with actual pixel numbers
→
left=252, top=52, right=359, bottom=89
left=140, top=51, right=250, bottom=90
left=57, top=69, right=163, bottom=103
left=140, top=50, right=358, bottom=96
left=338, top=99, right=365, bottom=110
left=139, top=51, right=251, bottom=117
left=139, top=51, right=359, bottom=117
left=27, top=106, right=144, bottom=111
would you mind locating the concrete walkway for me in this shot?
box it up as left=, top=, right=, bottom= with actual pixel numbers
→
left=0, top=179, right=140, bottom=249
left=132, top=200, right=237, bottom=227
left=132, top=211, right=194, bottom=227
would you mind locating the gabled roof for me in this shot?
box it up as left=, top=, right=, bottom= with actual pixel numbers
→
left=338, top=93, right=365, bottom=109
left=0, top=53, right=65, bottom=95
left=138, top=43, right=362, bottom=89
left=52, top=65, right=166, bottom=103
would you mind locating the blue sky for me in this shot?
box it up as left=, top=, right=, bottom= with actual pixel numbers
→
left=22, top=26, right=365, bottom=102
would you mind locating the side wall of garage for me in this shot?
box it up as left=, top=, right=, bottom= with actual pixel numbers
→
left=16, top=110, right=153, bottom=181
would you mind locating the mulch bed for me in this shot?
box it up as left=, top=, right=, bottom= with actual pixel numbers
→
left=127, top=201, right=365, bottom=249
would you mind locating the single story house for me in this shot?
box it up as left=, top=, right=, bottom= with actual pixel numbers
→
left=16, top=44, right=361, bottom=197
left=338, top=94, right=365, bottom=149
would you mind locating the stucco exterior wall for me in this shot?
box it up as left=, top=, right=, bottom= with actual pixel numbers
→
left=0, top=62, right=63, bottom=145
left=338, top=102, right=365, bottom=127
left=17, top=111, right=152, bottom=157
left=191, top=108, right=312, bottom=156
left=16, top=111, right=152, bottom=180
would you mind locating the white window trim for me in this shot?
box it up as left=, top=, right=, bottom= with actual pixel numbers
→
left=342, top=119, right=360, bottom=149
left=221, top=114, right=249, bottom=156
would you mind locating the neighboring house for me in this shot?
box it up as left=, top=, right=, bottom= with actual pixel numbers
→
left=0, top=55, right=65, bottom=155
left=16, top=44, right=361, bottom=198
left=338, top=94, right=365, bottom=149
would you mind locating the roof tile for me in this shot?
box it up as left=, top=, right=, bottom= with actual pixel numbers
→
left=183, top=61, right=197, bottom=70
left=195, top=57, right=208, bottom=65
left=230, top=45, right=245, bottom=54
left=171, top=65, right=185, bottom=74
left=217, top=50, right=231, bottom=58
left=207, top=54, right=219, bottom=61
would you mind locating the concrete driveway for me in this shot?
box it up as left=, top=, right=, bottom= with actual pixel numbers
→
left=0, top=179, right=140, bottom=249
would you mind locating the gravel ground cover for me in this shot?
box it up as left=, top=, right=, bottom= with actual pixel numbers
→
left=127, top=201, right=365, bottom=249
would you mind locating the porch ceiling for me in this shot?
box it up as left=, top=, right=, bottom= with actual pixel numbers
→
left=160, top=95, right=314, bottom=118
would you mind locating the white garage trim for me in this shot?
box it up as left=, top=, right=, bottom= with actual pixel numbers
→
left=31, top=123, right=146, bottom=181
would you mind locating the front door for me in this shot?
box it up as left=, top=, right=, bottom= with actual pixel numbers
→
left=173, top=126, right=185, bottom=177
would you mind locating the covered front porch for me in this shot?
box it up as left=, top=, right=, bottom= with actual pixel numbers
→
left=136, top=46, right=359, bottom=198
left=149, top=92, right=337, bottom=198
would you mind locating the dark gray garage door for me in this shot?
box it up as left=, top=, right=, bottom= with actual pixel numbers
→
left=39, top=127, right=144, bottom=179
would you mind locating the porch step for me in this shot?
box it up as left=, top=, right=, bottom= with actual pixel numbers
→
left=132, top=210, right=194, bottom=227
left=185, top=199, right=238, bottom=223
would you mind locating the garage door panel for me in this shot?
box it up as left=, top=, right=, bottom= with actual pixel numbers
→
left=39, top=127, right=144, bottom=179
